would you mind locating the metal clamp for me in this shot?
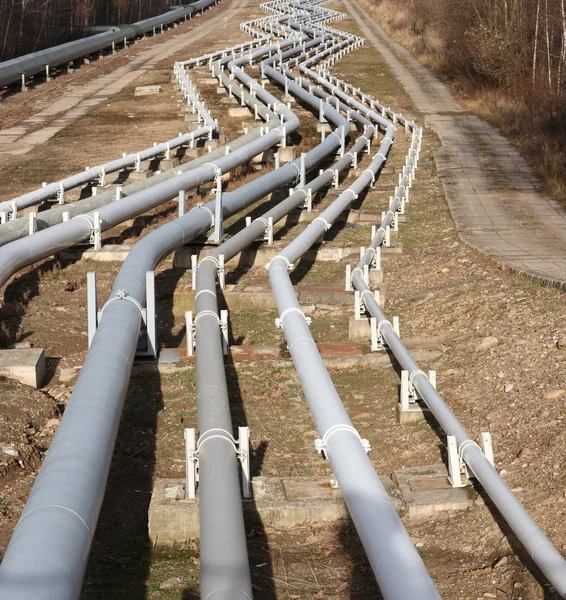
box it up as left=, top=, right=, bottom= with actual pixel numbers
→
left=275, top=306, right=312, bottom=330
left=315, top=424, right=370, bottom=458
left=190, top=202, right=215, bottom=229
left=188, top=308, right=229, bottom=355
left=184, top=426, right=251, bottom=499
left=447, top=434, right=494, bottom=488
left=371, top=316, right=400, bottom=351
left=87, top=271, right=156, bottom=358
left=399, top=369, right=435, bottom=416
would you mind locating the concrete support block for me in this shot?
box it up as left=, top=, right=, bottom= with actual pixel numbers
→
left=392, top=464, right=474, bottom=521
left=128, top=170, right=153, bottom=181
left=278, top=146, right=297, bottom=164
left=196, top=78, right=217, bottom=86
left=282, top=95, right=295, bottom=103
left=184, top=113, right=200, bottom=123
left=216, top=87, right=226, bottom=94
left=173, top=241, right=400, bottom=270
left=59, top=244, right=132, bottom=262
left=170, top=282, right=387, bottom=317
left=0, top=349, right=45, bottom=388
left=316, top=122, right=332, bottom=133
left=159, top=158, right=180, bottom=170
left=228, top=106, right=251, bottom=118
left=149, top=476, right=403, bottom=545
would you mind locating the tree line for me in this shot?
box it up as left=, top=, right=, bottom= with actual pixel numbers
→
left=368, top=0, right=566, bottom=200
left=0, top=0, right=183, bottom=62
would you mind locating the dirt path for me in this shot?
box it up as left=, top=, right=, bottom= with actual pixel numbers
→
left=0, top=0, right=247, bottom=155
left=345, top=0, right=566, bottom=291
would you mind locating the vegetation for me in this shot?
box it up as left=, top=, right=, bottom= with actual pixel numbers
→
left=0, top=0, right=185, bottom=62
left=364, top=0, right=566, bottom=201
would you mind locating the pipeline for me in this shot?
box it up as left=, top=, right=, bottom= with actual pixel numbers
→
left=0, top=26, right=313, bottom=600
left=0, top=0, right=219, bottom=89
left=0, top=48, right=293, bottom=289
left=351, top=129, right=566, bottom=597
left=0, top=128, right=215, bottom=222
left=266, top=42, right=440, bottom=600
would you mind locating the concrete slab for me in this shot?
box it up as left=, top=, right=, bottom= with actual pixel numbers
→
left=172, top=240, right=401, bottom=269
left=127, top=169, right=153, bottom=181
left=0, top=349, right=45, bottom=388
left=228, top=107, right=251, bottom=118
left=279, top=147, right=297, bottom=164
left=59, top=244, right=132, bottom=262
left=149, top=475, right=404, bottom=544
left=154, top=340, right=444, bottom=371
left=170, top=282, right=387, bottom=315
left=392, top=463, right=474, bottom=521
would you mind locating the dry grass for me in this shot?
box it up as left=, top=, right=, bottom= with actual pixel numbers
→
left=361, top=0, right=566, bottom=205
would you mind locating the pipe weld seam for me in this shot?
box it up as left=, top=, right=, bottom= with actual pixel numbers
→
left=18, top=504, right=90, bottom=532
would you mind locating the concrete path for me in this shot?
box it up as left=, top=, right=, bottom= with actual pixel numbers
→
left=0, top=0, right=247, bottom=154
left=345, top=0, right=566, bottom=290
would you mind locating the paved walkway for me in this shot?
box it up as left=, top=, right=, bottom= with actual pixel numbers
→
left=0, top=0, right=247, bottom=155
left=345, top=0, right=566, bottom=290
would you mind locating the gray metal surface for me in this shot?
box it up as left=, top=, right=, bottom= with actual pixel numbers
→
left=0, top=0, right=217, bottom=89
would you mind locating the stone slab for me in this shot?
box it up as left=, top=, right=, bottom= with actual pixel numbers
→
left=127, top=169, right=153, bottom=181
left=392, top=463, right=474, bottom=521
left=59, top=244, right=131, bottom=262
left=149, top=475, right=404, bottom=544
left=171, top=282, right=387, bottom=315
left=228, top=107, right=251, bottom=118
left=0, top=348, right=45, bottom=388
left=134, top=85, right=161, bottom=96
left=155, top=340, right=444, bottom=371
left=173, top=240, right=401, bottom=269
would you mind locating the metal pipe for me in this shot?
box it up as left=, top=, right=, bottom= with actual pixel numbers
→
left=352, top=128, right=566, bottom=598
left=0, top=30, right=313, bottom=599
left=0, top=0, right=217, bottom=89
left=0, top=130, right=212, bottom=221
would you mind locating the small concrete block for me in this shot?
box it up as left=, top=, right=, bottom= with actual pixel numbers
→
left=60, top=244, right=132, bottom=262
left=134, top=85, right=161, bottom=96
left=149, top=476, right=403, bottom=545
left=216, top=86, right=226, bottom=94
left=184, top=113, right=200, bottom=123
left=128, top=170, right=153, bottom=181
left=397, top=401, right=430, bottom=424
left=0, top=349, right=45, bottom=388
left=316, top=123, right=332, bottom=133
left=221, top=97, right=236, bottom=104
left=228, top=107, right=251, bottom=118
left=196, top=78, right=218, bottom=86
left=159, top=158, right=180, bottom=170
left=392, top=464, right=474, bottom=521
left=279, top=147, right=297, bottom=164
left=282, top=95, right=295, bottom=103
